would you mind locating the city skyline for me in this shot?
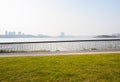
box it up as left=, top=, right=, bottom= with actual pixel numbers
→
left=3, top=31, right=65, bottom=36
left=1, top=31, right=68, bottom=37
left=0, top=0, right=120, bottom=36
left=1, top=31, right=120, bottom=37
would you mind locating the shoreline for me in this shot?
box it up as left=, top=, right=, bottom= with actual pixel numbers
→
left=0, top=51, right=120, bottom=57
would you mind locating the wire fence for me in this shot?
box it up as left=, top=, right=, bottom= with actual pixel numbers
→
left=0, top=39, right=120, bottom=53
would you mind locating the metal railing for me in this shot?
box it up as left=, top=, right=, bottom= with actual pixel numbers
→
left=0, top=39, right=120, bottom=53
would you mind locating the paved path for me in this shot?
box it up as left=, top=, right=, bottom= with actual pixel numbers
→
left=0, top=51, right=120, bottom=57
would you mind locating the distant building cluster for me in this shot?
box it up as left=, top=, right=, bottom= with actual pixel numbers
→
left=0, top=31, right=68, bottom=38
left=5, top=31, right=24, bottom=36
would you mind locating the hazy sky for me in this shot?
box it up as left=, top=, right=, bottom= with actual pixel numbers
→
left=0, top=0, right=120, bottom=36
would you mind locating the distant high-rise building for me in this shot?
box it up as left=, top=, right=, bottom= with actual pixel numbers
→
left=5, top=31, right=8, bottom=35
left=18, top=32, right=22, bottom=35
left=60, top=32, right=65, bottom=37
left=8, top=32, right=16, bottom=36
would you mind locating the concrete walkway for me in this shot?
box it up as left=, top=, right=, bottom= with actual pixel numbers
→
left=0, top=51, right=120, bottom=57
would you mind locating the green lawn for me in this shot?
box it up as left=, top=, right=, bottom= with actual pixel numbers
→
left=0, top=53, right=120, bottom=82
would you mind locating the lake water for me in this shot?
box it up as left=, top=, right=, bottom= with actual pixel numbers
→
left=0, top=37, right=120, bottom=52
left=0, top=37, right=92, bottom=42
left=0, top=37, right=120, bottom=43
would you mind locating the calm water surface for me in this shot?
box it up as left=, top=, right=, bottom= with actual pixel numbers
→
left=0, top=37, right=119, bottom=43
